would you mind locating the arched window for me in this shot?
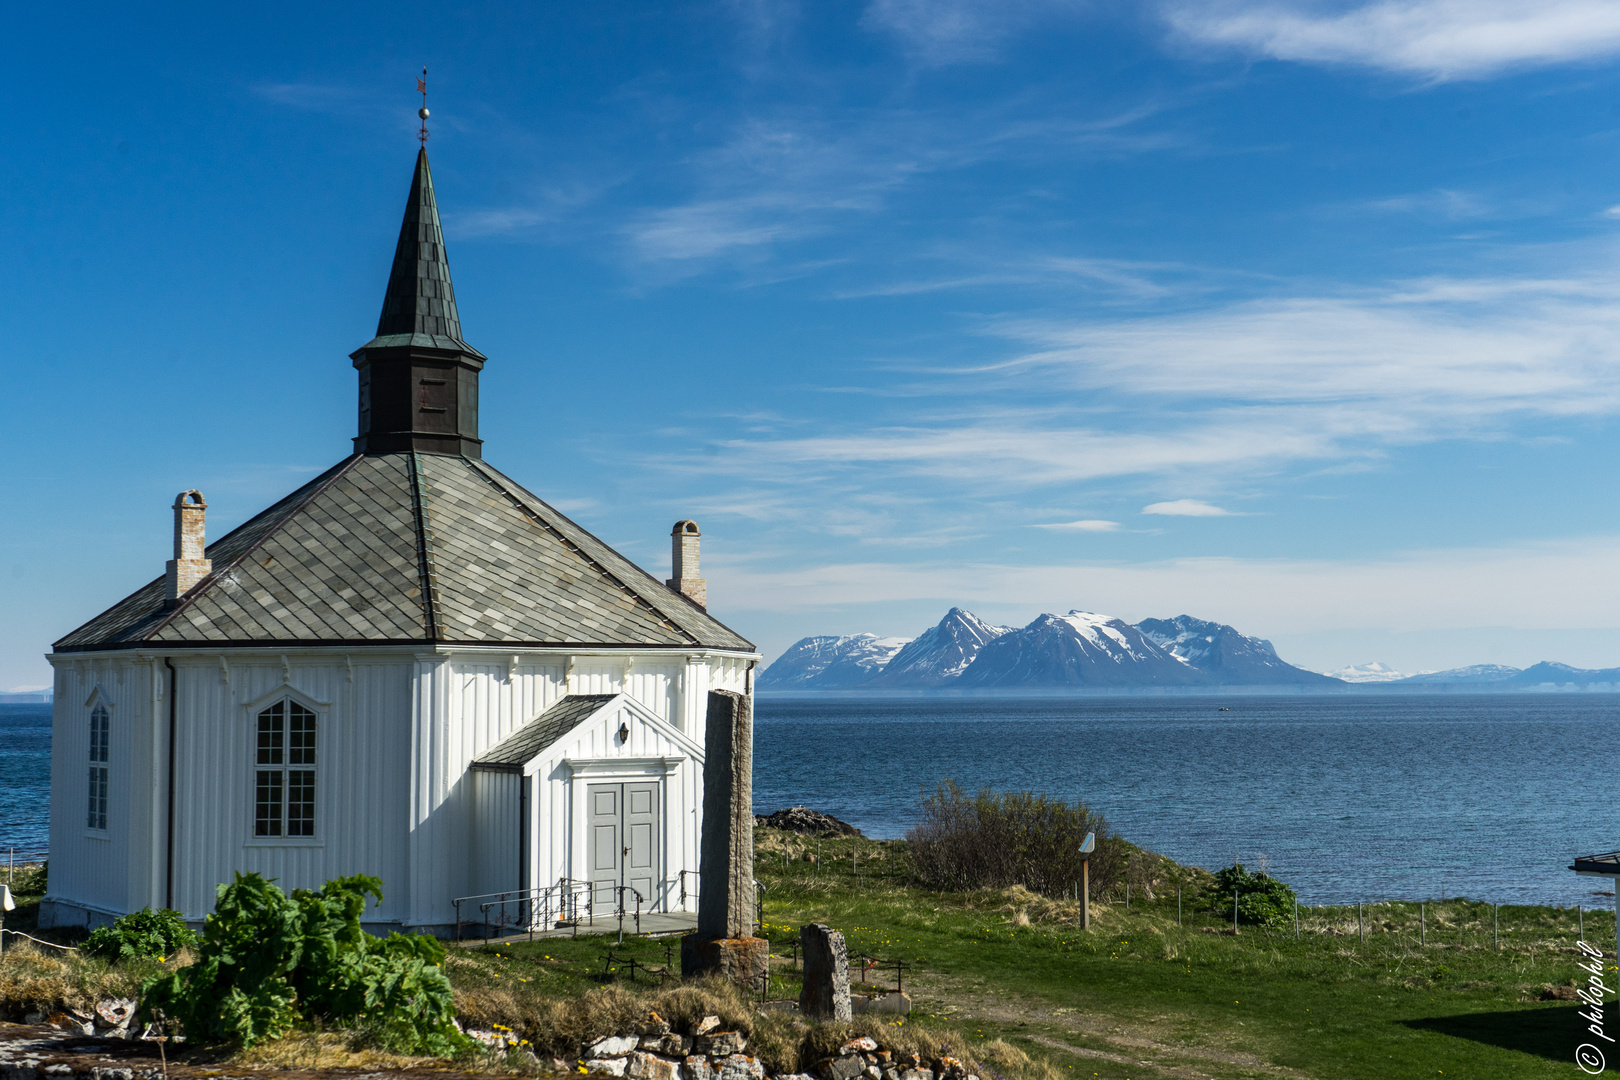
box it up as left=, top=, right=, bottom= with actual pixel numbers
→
left=87, top=704, right=110, bottom=832
left=254, top=700, right=317, bottom=837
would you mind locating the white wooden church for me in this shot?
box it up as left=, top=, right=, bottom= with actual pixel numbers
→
left=42, top=148, right=759, bottom=934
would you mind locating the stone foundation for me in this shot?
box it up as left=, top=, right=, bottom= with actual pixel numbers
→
left=680, top=934, right=769, bottom=986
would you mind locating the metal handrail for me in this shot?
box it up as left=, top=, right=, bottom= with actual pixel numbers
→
left=614, top=884, right=645, bottom=942
left=678, top=869, right=699, bottom=907
left=451, top=877, right=594, bottom=942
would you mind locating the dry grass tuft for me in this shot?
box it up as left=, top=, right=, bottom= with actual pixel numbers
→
left=451, top=975, right=755, bottom=1061
left=230, top=1031, right=440, bottom=1071
left=0, top=941, right=147, bottom=1018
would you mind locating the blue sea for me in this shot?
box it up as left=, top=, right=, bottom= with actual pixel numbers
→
left=0, top=704, right=52, bottom=861
left=7, top=695, right=1616, bottom=907
left=755, top=693, right=1620, bottom=907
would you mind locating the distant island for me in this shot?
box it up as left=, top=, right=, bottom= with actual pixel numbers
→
left=758, top=607, right=1620, bottom=693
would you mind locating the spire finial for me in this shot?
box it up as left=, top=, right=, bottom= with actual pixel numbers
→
left=417, top=67, right=429, bottom=147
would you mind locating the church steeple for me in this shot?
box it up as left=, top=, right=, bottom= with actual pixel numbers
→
left=351, top=148, right=486, bottom=458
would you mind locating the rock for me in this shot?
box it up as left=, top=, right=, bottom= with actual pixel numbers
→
left=698, top=1032, right=746, bottom=1056
left=693, top=1016, right=723, bottom=1037
left=799, top=924, right=852, bottom=1022
left=715, top=1055, right=764, bottom=1080
left=839, top=1038, right=877, bottom=1056
left=1540, top=984, right=1579, bottom=1001
left=95, top=1000, right=135, bottom=1030
left=864, top=1068, right=880, bottom=1079
left=935, top=1057, right=966, bottom=1080
left=42, top=1069, right=72, bottom=1079
left=635, top=1013, right=672, bottom=1037
left=821, top=1056, right=865, bottom=1080
left=682, top=1056, right=716, bottom=1080
left=21, top=1014, right=42, bottom=1026
left=682, top=936, right=769, bottom=988
left=754, top=808, right=861, bottom=837
left=585, top=1058, right=629, bottom=1077
left=899, top=1070, right=933, bottom=1080
left=881, top=1070, right=900, bottom=1080
left=2, top=1067, right=38, bottom=1080
left=589, top=1036, right=640, bottom=1058
left=92, top=1070, right=134, bottom=1080
left=852, top=992, right=910, bottom=1016
left=512, top=1048, right=544, bottom=1069
left=640, top=1034, right=690, bottom=1056
left=626, top=1052, right=680, bottom=1080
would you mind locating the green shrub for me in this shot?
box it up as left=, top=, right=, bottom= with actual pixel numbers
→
left=906, top=781, right=1125, bottom=900
left=1203, top=864, right=1297, bottom=928
left=140, top=872, right=464, bottom=1055
left=84, top=908, right=197, bottom=962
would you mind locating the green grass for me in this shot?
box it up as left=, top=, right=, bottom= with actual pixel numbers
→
left=747, top=830, right=1615, bottom=1080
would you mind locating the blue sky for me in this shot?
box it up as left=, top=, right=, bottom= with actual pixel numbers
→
left=12, top=1, right=1620, bottom=687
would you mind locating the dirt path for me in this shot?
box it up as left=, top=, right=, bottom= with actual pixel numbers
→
left=905, top=972, right=1314, bottom=1080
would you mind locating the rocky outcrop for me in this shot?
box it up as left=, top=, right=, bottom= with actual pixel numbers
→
left=754, top=808, right=861, bottom=837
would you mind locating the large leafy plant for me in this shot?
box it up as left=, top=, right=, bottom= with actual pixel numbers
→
left=1204, top=863, right=1297, bottom=929
left=84, top=907, right=197, bottom=962
left=141, top=873, right=464, bottom=1054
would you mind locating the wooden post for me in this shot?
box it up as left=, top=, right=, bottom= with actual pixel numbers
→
left=1126, top=883, right=1130, bottom=910
left=1579, top=903, right=1584, bottom=940
left=1494, top=904, right=1499, bottom=950
left=1081, top=860, right=1090, bottom=930
left=1293, top=897, right=1298, bottom=940
left=1420, top=903, right=1425, bottom=946
left=1233, top=890, right=1238, bottom=931
left=1357, top=902, right=1363, bottom=944
left=1177, top=886, right=1182, bottom=927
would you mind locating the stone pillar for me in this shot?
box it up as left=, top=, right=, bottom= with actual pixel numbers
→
left=798, top=923, right=851, bottom=1020
left=682, top=690, right=768, bottom=985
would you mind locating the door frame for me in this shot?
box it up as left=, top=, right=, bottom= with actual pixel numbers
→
left=564, top=757, right=680, bottom=912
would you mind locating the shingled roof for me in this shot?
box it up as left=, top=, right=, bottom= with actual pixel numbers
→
left=54, top=452, right=754, bottom=652
left=470, top=695, right=619, bottom=772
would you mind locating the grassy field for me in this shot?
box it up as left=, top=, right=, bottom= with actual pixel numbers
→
left=744, top=831, right=1611, bottom=1080
left=4, top=842, right=1612, bottom=1079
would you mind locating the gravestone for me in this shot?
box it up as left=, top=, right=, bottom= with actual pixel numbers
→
left=682, top=690, right=769, bottom=985
left=798, top=923, right=851, bottom=1020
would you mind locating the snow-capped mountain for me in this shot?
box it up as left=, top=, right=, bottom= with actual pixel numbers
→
left=1399, top=664, right=1521, bottom=684
left=755, top=634, right=911, bottom=690
left=863, top=607, right=1012, bottom=688
left=1324, top=662, right=1409, bottom=683
left=1138, top=615, right=1338, bottom=686
left=955, top=611, right=1207, bottom=688
left=1502, top=661, right=1620, bottom=686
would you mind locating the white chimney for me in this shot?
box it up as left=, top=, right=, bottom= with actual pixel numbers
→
left=667, top=520, right=706, bottom=608
left=164, top=490, right=212, bottom=607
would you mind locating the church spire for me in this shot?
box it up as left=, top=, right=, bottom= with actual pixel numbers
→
left=371, top=148, right=473, bottom=350
left=351, top=146, right=486, bottom=458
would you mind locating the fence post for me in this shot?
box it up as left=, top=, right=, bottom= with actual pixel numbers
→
left=1420, top=903, right=1425, bottom=946
left=1177, top=887, right=1182, bottom=927
left=1293, top=897, right=1298, bottom=941
left=1494, top=904, right=1499, bottom=950
left=1233, top=890, right=1238, bottom=931
left=1357, top=902, right=1363, bottom=944
left=1126, top=883, right=1130, bottom=910
left=1081, top=860, right=1090, bottom=930
left=1580, top=903, right=1584, bottom=940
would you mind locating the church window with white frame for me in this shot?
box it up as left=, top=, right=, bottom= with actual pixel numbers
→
left=87, top=704, right=110, bottom=832
left=254, top=700, right=316, bottom=837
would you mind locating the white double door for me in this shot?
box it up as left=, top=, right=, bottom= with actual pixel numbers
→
left=586, top=781, right=660, bottom=913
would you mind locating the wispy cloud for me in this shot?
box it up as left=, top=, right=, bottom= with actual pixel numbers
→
left=860, top=0, right=1086, bottom=66
left=1163, top=0, right=1620, bottom=81
left=1142, top=499, right=1233, bottom=516
left=712, top=534, right=1620, bottom=636
left=1033, top=519, right=1121, bottom=531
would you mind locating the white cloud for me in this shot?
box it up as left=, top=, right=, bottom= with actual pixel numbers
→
left=1164, top=0, right=1620, bottom=80
left=660, top=269, right=1620, bottom=508
left=1141, top=499, right=1233, bottom=516
left=1603, top=205, right=1620, bottom=219
left=1033, top=519, right=1121, bottom=531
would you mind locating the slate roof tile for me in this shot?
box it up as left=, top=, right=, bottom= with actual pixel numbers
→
left=54, top=451, right=755, bottom=653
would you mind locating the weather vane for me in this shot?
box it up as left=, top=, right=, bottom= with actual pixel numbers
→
left=417, top=67, right=429, bottom=147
